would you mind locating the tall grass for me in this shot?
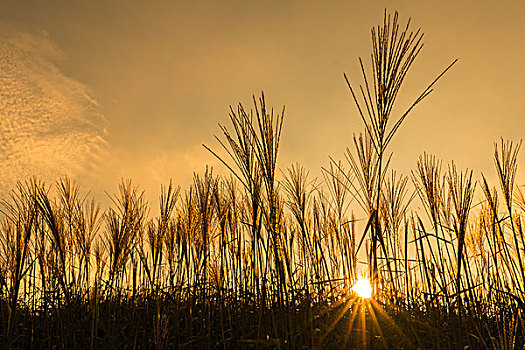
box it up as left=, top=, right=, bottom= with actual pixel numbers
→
left=338, top=10, right=457, bottom=294
left=0, top=10, right=523, bottom=349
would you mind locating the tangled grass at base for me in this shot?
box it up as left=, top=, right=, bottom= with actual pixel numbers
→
left=1, top=10, right=525, bottom=349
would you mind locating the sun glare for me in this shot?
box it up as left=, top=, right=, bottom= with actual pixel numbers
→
left=352, top=276, right=372, bottom=299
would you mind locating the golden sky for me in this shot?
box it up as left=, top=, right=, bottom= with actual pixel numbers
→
left=1, top=0, right=524, bottom=199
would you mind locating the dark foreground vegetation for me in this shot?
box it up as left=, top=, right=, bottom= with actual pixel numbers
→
left=1, top=11, right=524, bottom=349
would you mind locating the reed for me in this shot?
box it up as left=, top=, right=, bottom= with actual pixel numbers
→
left=336, top=10, right=457, bottom=297
left=0, top=10, right=523, bottom=349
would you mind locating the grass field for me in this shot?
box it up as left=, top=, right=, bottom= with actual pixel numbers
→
left=0, top=11, right=524, bottom=349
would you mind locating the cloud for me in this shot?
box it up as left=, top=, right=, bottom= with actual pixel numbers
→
left=0, top=24, right=107, bottom=195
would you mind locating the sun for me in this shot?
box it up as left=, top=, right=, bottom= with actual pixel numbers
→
left=352, top=276, right=372, bottom=299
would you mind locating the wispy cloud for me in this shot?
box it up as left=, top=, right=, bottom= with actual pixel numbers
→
left=0, top=24, right=107, bottom=194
